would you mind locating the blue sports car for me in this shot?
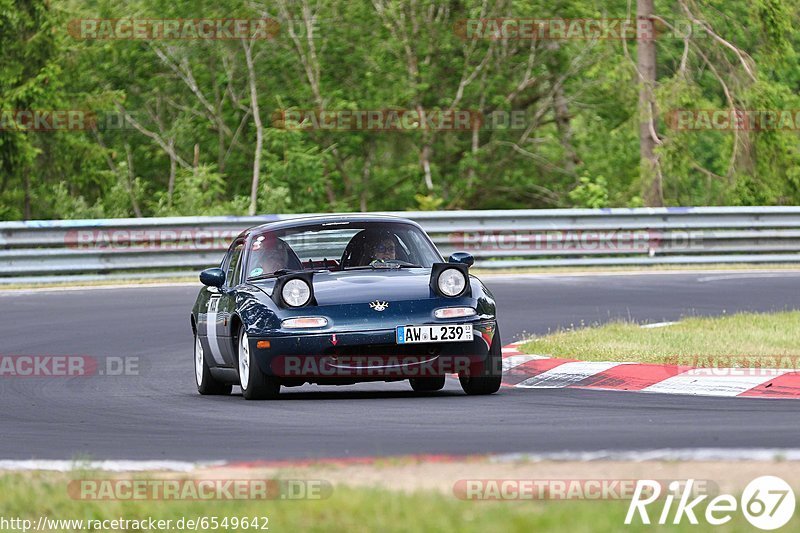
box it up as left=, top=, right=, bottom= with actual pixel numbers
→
left=191, top=214, right=501, bottom=399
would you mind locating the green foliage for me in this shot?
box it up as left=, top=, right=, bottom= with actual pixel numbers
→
left=568, top=177, right=609, bottom=208
left=154, top=164, right=247, bottom=217
left=259, top=128, right=329, bottom=214
left=47, top=182, right=105, bottom=219
left=413, top=194, right=445, bottom=211
left=1, top=0, right=799, bottom=220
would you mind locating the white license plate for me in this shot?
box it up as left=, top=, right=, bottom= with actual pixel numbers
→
left=396, top=324, right=473, bottom=344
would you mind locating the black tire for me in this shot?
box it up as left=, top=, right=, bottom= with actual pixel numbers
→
left=409, top=375, right=446, bottom=392
left=194, top=332, right=232, bottom=396
left=237, top=325, right=281, bottom=400
left=459, top=326, right=502, bottom=395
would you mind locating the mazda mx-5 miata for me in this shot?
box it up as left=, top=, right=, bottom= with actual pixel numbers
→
left=190, top=215, right=501, bottom=399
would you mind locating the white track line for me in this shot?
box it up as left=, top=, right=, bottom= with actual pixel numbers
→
left=0, top=460, right=224, bottom=472
left=517, top=361, right=623, bottom=388
left=502, top=355, right=548, bottom=373
left=490, top=448, right=800, bottom=462
left=0, top=282, right=198, bottom=295
left=697, top=273, right=800, bottom=283
left=484, top=269, right=800, bottom=281
left=642, top=369, right=794, bottom=397
left=640, top=321, right=677, bottom=329
left=3, top=449, right=799, bottom=472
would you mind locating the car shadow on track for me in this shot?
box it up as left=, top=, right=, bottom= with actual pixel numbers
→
left=233, top=389, right=471, bottom=400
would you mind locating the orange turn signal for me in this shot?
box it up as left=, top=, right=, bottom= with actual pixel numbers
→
left=256, top=340, right=271, bottom=349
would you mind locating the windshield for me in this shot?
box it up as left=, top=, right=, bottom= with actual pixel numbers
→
left=245, top=221, right=442, bottom=278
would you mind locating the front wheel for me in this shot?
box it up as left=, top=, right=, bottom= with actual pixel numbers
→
left=194, top=332, right=232, bottom=395
left=237, top=326, right=281, bottom=400
left=459, top=327, right=502, bottom=396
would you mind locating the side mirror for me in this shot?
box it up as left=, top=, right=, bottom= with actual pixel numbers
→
left=200, top=267, right=226, bottom=288
left=448, top=252, right=474, bottom=267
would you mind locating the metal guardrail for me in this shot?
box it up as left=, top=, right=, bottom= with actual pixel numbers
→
left=1, top=207, right=800, bottom=282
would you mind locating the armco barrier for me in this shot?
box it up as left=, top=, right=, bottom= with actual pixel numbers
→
left=1, top=207, right=800, bottom=282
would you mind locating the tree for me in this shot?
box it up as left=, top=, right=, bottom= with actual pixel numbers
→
left=637, top=0, right=662, bottom=206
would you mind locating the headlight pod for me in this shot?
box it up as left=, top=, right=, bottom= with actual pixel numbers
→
left=271, top=272, right=316, bottom=308
left=282, top=279, right=311, bottom=307
left=282, top=317, right=328, bottom=329
left=438, top=268, right=467, bottom=297
left=430, top=263, right=471, bottom=298
left=434, top=307, right=476, bottom=319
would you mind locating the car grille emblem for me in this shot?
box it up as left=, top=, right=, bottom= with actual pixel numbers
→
left=369, top=300, right=389, bottom=311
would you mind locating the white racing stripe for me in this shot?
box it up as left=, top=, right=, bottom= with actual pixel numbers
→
left=517, top=361, right=623, bottom=388
left=205, top=297, right=226, bottom=365
left=642, top=368, right=794, bottom=397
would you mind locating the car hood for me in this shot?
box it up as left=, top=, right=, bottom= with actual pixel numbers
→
left=239, top=267, right=494, bottom=335
left=252, top=268, right=437, bottom=305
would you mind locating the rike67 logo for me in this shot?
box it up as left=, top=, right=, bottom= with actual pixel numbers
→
left=626, top=476, right=795, bottom=530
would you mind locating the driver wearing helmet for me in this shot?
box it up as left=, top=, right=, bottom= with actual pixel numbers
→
left=248, top=237, right=292, bottom=277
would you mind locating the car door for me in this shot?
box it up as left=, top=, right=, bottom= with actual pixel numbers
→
left=217, top=240, right=246, bottom=366
left=198, top=240, right=244, bottom=368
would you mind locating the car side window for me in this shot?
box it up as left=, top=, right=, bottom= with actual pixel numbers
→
left=226, top=242, right=244, bottom=287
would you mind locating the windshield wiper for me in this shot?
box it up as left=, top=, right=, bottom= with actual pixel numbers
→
left=387, top=260, right=423, bottom=268
left=344, top=260, right=423, bottom=270
left=247, top=268, right=295, bottom=281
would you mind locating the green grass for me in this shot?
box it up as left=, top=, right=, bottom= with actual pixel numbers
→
left=0, top=473, right=765, bottom=532
left=520, top=311, right=800, bottom=366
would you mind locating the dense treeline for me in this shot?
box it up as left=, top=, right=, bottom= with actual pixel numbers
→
left=1, top=0, right=798, bottom=220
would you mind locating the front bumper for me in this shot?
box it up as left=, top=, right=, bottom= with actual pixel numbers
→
left=250, top=320, right=496, bottom=382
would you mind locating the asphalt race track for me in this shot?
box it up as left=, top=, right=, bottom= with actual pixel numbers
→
left=1, top=271, right=799, bottom=462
